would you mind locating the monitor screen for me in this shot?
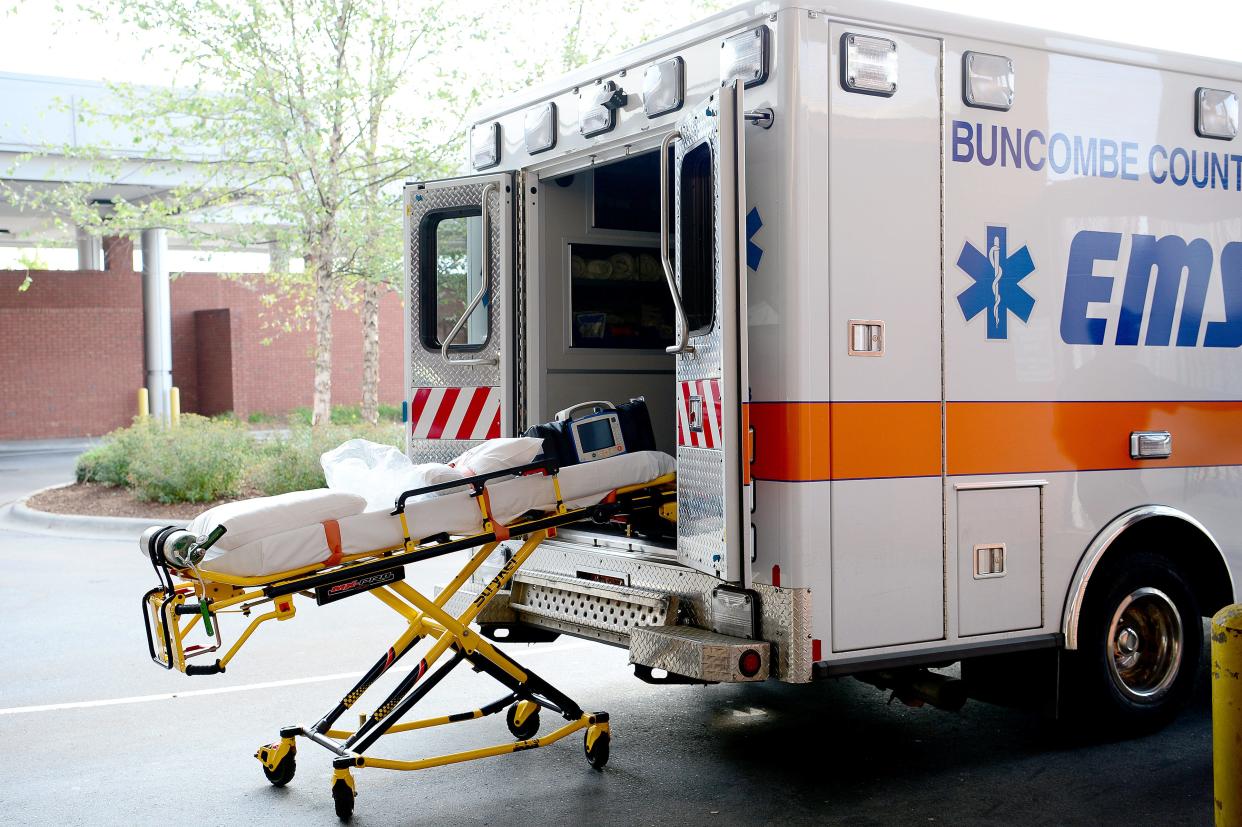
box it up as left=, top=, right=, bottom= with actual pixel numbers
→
left=577, top=419, right=616, bottom=454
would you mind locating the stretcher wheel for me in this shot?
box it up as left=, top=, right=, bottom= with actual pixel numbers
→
left=583, top=726, right=610, bottom=770
left=506, top=702, right=540, bottom=740
left=262, top=750, right=296, bottom=787
left=332, top=778, right=355, bottom=821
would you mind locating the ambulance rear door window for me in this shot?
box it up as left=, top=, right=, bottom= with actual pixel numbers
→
left=679, top=141, right=715, bottom=336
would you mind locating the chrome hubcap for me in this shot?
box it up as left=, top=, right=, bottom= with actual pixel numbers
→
left=1106, top=587, right=1183, bottom=702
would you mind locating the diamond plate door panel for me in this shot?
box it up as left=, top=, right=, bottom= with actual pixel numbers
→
left=672, top=82, right=749, bottom=582
left=404, top=173, right=514, bottom=463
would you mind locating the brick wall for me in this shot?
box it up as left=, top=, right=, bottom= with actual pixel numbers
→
left=0, top=268, right=405, bottom=440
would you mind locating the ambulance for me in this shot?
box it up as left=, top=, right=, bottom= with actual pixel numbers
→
left=403, top=0, right=1242, bottom=730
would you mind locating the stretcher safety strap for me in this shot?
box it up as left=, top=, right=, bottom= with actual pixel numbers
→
left=322, top=519, right=343, bottom=567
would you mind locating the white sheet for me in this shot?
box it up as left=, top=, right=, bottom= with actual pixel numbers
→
left=201, top=450, right=674, bottom=577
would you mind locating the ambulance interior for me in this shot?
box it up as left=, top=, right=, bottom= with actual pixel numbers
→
left=530, top=148, right=701, bottom=552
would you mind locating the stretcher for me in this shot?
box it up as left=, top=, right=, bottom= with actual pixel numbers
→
left=139, top=452, right=675, bottom=820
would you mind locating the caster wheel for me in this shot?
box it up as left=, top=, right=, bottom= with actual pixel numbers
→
left=506, top=702, right=540, bottom=740
left=262, top=749, right=296, bottom=787
left=332, top=778, right=355, bottom=821
left=583, top=726, right=610, bottom=770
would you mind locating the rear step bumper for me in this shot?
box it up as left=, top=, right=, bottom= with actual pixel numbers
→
left=437, top=543, right=814, bottom=683
left=629, top=625, right=769, bottom=683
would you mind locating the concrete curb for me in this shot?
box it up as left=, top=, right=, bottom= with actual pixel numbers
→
left=4, top=483, right=186, bottom=538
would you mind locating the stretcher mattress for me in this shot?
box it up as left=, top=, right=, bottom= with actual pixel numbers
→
left=198, top=450, right=674, bottom=578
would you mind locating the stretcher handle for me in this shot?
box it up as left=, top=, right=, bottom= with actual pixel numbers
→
left=392, top=458, right=560, bottom=515
left=659, top=129, right=695, bottom=356
left=441, top=181, right=500, bottom=367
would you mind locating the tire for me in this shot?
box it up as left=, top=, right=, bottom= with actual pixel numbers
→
left=1064, top=550, right=1202, bottom=735
left=262, top=750, right=296, bottom=787
left=584, top=727, right=610, bottom=770
left=332, top=778, right=355, bottom=821
left=506, top=703, right=540, bottom=741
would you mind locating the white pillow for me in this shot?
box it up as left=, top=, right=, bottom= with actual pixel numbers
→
left=450, top=437, right=545, bottom=477
left=186, top=488, right=367, bottom=551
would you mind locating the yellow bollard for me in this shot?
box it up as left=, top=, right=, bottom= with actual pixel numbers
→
left=137, top=388, right=150, bottom=422
left=1214, top=604, right=1242, bottom=826
left=169, top=386, right=181, bottom=428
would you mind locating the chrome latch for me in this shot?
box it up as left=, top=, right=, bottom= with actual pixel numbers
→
left=848, top=319, right=884, bottom=356
left=974, top=544, right=1006, bottom=579
left=688, top=395, right=704, bottom=433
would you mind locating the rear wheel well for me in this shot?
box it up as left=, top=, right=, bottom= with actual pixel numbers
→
left=1089, top=515, right=1233, bottom=619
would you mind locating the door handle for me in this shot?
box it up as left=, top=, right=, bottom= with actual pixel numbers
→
left=442, top=181, right=499, bottom=366
left=659, top=130, right=695, bottom=356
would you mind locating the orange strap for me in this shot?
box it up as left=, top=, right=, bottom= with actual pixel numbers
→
left=479, top=487, right=510, bottom=541
left=322, top=519, right=343, bottom=567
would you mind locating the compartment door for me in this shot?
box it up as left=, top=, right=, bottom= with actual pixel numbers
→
left=670, top=82, right=750, bottom=582
left=404, top=173, right=514, bottom=464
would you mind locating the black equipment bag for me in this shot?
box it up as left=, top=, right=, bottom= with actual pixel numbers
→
left=525, top=399, right=657, bottom=467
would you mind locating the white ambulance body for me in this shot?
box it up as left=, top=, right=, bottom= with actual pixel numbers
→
left=405, top=0, right=1242, bottom=724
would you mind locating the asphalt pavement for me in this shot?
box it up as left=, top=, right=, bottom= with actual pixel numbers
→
left=0, top=447, right=1216, bottom=825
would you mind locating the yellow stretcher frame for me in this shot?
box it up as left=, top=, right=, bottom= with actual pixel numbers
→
left=139, top=462, right=675, bottom=820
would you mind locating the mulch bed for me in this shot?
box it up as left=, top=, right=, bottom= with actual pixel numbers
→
left=26, top=482, right=241, bottom=520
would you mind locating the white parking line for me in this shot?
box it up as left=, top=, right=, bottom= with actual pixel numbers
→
left=0, top=640, right=597, bottom=716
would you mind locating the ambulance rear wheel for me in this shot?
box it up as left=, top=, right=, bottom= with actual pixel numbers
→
left=1065, top=551, right=1201, bottom=735
left=262, top=751, right=296, bottom=787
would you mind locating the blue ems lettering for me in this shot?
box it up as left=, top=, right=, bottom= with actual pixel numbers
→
left=1059, top=232, right=1242, bottom=348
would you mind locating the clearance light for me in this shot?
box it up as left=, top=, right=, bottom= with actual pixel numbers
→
left=963, top=51, right=1014, bottom=111
left=580, top=80, right=627, bottom=138
left=720, top=26, right=770, bottom=89
left=1196, top=88, right=1238, bottom=140
left=643, top=56, right=684, bottom=118
left=470, top=122, right=500, bottom=170
left=841, top=33, right=897, bottom=97
left=524, top=102, right=557, bottom=155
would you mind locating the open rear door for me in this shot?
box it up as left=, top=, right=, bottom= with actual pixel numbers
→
left=404, top=173, right=514, bottom=463
left=666, top=82, right=750, bottom=582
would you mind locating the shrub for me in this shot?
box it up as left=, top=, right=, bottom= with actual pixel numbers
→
left=125, top=415, right=252, bottom=503
left=244, top=422, right=404, bottom=496
left=288, top=406, right=313, bottom=425
left=247, top=411, right=275, bottom=425
left=76, top=421, right=156, bottom=485
left=378, top=403, right=403, bottom=422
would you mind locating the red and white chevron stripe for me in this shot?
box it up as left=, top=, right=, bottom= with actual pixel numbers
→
left=677, top=378, right=723, bottom=449
left=410, top=386, right=501, bottom=441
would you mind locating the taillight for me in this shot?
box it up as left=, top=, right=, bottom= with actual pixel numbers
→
left=738, top=649, right=762, bottom=678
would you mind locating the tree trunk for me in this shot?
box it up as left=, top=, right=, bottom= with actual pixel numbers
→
left=361, top=279, right=381, bottom=425
left=311, top=249, right=335, bottom=427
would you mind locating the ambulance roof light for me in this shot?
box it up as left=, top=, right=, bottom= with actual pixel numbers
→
left=470, top=121, right=500, bottom=170
left=963, top=51, right=1014, bottom=111
left=1196, top=88, right=1238, bottom=141
left=643, top=56, right=684, bottom=118
left=841, top=33, right=897, bottom=97
left=720, top=26, right=769, bottom=89
left=580, top=80, right=627, bottom=139
left=524, top=102, right=557, bottom=155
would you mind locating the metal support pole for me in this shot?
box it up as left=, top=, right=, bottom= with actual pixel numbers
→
left=76, top=227, right=103, bottom=270
left=141, top=229, right=172, bottom=423
left=1213, top=604, right=1242, bottom=826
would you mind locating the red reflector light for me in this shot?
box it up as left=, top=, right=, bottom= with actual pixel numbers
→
left=738, top=649, right=762, bottom=678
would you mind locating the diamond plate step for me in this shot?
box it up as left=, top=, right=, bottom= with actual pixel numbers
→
left=629, top=625, right=769, bottom=683
left=508, top=570, right=677, bottom=639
